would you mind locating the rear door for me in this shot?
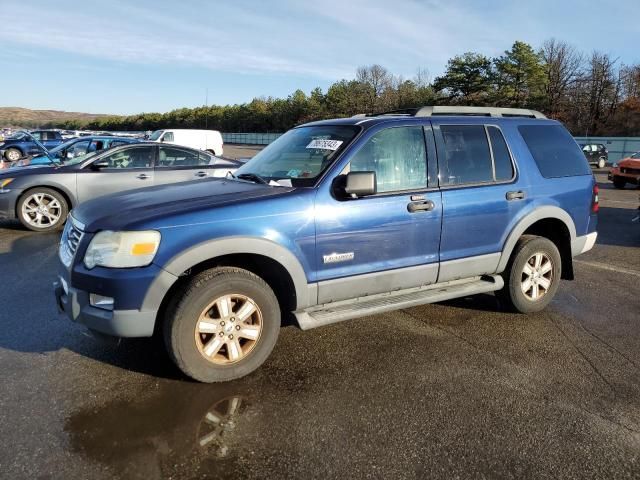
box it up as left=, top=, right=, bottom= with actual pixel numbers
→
left=155, top=145, right=218, bottom=185
left=432, top=120, right=529, bottom=282
left=76, top=145, right=156, bottom=202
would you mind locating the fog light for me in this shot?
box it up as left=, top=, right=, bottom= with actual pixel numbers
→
left=90, top=293, right=114, bottom=311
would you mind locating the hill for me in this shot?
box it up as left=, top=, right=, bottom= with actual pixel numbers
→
left=0, top=107, right=116, bottom=128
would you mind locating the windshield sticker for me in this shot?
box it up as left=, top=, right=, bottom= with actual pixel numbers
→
left=306, top=139, right=343, bottom=151
left=286, top=169, right=301, bottom=177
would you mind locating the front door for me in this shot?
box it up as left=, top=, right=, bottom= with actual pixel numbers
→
left=76, top=145, right=156, bottom=202
left=314, top=124, right=442, bottom=303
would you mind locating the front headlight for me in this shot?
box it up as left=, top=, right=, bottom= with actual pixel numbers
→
left=84, top=230, right=161, bottom=269
left=0, top=178, right=14, bottom=191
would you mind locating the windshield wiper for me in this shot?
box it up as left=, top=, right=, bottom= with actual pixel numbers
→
left=236, top=172, right=268, bottom=185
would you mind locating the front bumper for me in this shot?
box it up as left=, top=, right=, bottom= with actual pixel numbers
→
left=55, top=262, right=178, bottom=338
left=0, top=187, right=21, bottom=219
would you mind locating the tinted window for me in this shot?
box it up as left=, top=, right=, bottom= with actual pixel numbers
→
left=487, top=126, right=514, bottom=181
left=158, top=146, right=203, bottom=167
left=440, top=125, right=493, bottom=185
left=518, top=125, right=590, bottom=178
left=99, top=146, right=154, bottom=169
left=349, top=126, right=427, bottom=193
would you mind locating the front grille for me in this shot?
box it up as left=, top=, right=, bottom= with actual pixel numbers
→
left=621, top=167, right=640, bottom=175
left=59, top=217, right=83, bottom=267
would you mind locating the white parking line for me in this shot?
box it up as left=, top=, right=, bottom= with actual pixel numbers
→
left=574, top=260, right=640, bottom=277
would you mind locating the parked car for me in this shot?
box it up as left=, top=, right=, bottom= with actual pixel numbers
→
left=581, top=143, right=608, bottom=168
left=0, top=130, right=65, bottom=161
left=608, top=152, right=640, bottom=189
left=148, top=129, right=224, bottom=156
left=0, top=143, right=240, bottom=231
left=26, top=136, right=141, bottom=166
left=53, top=106, right=598, bottom=383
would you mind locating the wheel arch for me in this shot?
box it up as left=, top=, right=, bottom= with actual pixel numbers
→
left=148, top=237, right=315, bottom=323
left=16, top=184, right=75, bottom=217
left=497, top=206, right=576, bottom=280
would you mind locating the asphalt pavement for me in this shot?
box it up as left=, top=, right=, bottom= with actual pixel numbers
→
left=0, top=171, right=638, bottom=479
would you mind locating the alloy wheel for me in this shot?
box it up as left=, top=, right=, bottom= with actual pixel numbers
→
left=521, top=252, right=553, bottom=301
left=21, top=192, right=62, bottom=228
left=195, top=294, right=263, bottom=365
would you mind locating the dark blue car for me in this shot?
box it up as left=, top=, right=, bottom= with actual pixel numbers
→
left=54, top=105, right=599, bottom=383
left=0, top=130, right=64, bottom=161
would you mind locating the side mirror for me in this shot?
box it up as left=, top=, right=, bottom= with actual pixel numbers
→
left=160, top=137, right=165, bottom=142
left=91, top=159, right=110, bottom=170
left=344, top=171, right=376, bottom=198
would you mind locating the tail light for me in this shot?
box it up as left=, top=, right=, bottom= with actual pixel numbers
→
left=592, top=184, right=599, bottom=213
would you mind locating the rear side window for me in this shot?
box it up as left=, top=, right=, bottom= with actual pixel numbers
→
left=518, top=125, right=590, bottom=178
left=487, top=126, right=514, bottom=181
left=440, top=125, right=493, bottom=185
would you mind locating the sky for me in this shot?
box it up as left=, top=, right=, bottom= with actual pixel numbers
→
left=0, top=0, right=638, bottom=115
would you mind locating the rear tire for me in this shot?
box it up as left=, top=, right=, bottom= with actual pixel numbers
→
left=598, top=157, right=606, bottom=169
left=497, top=235, right=562, bottom=313
left=17, top=187, right=68, bottom=232
left=163, top=267, right=280, bottom=383
left=613, top=177, right=626, bottom=189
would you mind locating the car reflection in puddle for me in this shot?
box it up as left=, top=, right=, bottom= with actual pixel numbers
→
left=65, top=383, right=255, bottom=478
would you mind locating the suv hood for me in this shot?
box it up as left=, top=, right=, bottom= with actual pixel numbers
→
left=72, top=178, right=294, bottom=232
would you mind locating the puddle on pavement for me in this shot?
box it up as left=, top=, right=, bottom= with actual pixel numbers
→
left=65, top=381, right=262, bottom=479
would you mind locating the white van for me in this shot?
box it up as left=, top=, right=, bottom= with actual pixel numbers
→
left=149, top=129, right=224, bottom=156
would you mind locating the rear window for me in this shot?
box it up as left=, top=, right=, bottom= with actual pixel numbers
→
left=518, top=125, right=590, bottom=178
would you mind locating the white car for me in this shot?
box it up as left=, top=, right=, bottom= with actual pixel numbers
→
left=149, top=129, right=224, bottom=156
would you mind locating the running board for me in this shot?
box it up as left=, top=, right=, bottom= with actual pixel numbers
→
left=294, top=275, right=503, bottom=330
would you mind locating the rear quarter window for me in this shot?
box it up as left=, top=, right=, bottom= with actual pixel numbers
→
left=518, top=125, right=591, bottom=178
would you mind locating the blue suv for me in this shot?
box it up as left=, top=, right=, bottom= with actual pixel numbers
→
left=54, top=106, right=599, bottom=382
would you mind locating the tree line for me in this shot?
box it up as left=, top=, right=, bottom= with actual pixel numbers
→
left=48, top=39, right=640, bottom=136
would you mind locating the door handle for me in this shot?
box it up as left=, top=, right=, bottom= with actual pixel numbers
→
left=506, top=190, right=525, bottom=201
left=136, top=173, right=149, bottom=180
left=407, top=200, right=435, bottom=213
left=194, top=171, right=208, bottom=178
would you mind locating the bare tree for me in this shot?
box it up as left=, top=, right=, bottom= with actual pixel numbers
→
left=541, top=39, right=583, bottom=117
left=356, top=65, right=393, bottom=112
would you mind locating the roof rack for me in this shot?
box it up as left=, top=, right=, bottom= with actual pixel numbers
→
left=353, top=105, right=546, bottom=119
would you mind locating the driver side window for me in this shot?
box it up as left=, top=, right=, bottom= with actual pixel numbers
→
left=99, top=146, right=154, bottom=169
left=348, top=126, right=427, bottom=193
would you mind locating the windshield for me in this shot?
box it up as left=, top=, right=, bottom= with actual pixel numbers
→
left=631, top=152, right=640, bottom=159
left=48, top=138, right=79, bottom=155
left=149, top=130, right=164, bottom=141
left=235, top=125, right=359, bottom=186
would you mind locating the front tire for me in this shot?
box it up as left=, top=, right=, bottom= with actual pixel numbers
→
left=164, top=267, right=281, bottom=383
left=497, top=235, right=562, bottom=313
left=4, top=148, right=22, bottom=162
left=17, top=188, right=68, bottom=232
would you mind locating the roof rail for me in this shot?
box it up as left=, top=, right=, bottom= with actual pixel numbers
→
left=415, top=106, right=546, bottom=119
left=353, top=105, right=546, bottom=119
